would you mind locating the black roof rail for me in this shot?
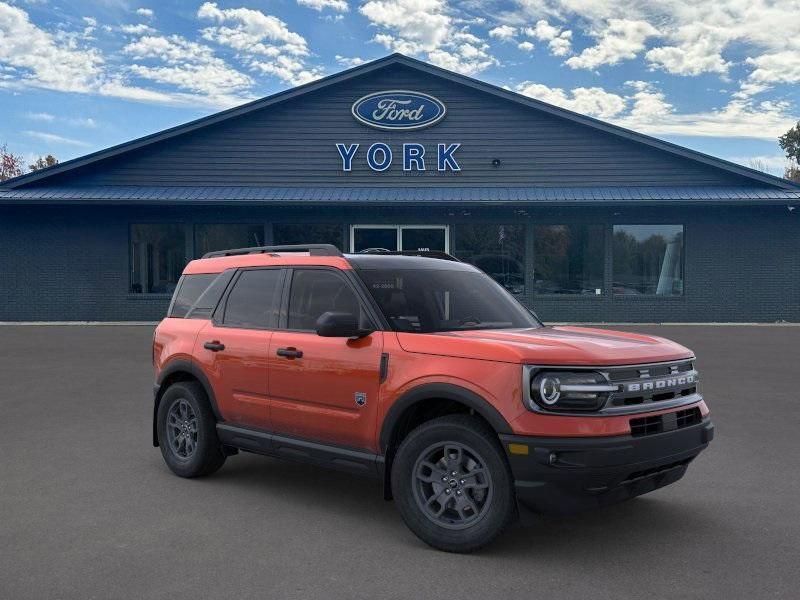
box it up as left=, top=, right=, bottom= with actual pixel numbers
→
left=356, top=248, right=462, bottom=262
left=202, top=244, right=343, bottom=259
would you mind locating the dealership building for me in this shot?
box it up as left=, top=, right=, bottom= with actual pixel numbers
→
left=1, top=54, right=799, bottom=323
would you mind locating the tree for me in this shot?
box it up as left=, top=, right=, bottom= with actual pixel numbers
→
left=29, top=154, right=59, bottom=172
left=786, top=164, right=800, bottom=184
left=778, top=122, right=800, bottom=183
left=1, top=142, right=24, bottom=182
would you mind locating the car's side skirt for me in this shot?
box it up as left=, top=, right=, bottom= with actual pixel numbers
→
left=216, top=423, right=384, bottom=478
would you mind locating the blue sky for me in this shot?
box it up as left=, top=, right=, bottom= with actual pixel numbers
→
left=1, top=0, right=798, bottom=176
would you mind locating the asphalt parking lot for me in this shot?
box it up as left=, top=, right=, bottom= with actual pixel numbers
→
left=1, top=324, right=799, bottom=599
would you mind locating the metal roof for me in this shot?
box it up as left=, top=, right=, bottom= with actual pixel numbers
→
left=1, top=186, right=798, bottom=205
left=1, top=53, right=798, bottom=192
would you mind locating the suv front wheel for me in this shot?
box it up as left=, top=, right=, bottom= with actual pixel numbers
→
left=391, top=415, right=516, bottom=552
left=156, top=381, right=226, bottom=478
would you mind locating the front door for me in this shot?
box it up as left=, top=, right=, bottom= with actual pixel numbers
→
left=350, top=225, right=449, bottom=253
left=268, top=267, right=384, bottom=451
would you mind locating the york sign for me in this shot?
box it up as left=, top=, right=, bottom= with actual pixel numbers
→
left=339, top=90, right=460, bottom=172
left=351, top=90, right=446, bottom=130
left=336, top=143, right=461, bottom=172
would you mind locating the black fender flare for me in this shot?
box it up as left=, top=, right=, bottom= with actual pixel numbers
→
left=152, top=360, right=222, bottom=446
left=379, top=383, right=513, bottom=454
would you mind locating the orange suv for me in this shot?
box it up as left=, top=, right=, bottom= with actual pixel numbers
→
left=152, top=244, right=713, bottom=552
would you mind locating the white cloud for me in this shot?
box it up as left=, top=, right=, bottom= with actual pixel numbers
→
left=25, top=111, right=55, bottom=121
left=646, top=23, right=730, bottom=76
left=68, top=116, right=98, bottom=128
left=123, top=34, right=254, bottom=98
left=297, top=0, right=349, bottom=12
left=198, top=2, right=308, bottom=56
left=24, top=130, right=90, bottom=147
left=727, top=154, right=791, bottom=175
left=250, top=55, right=322, bottom=86
left=489, top=25, right=516, bottom=41
left=506, top=0, right=800, bottom=82
left=565, top=19, right=658, bottom=70
left=335, top=55, right=365, bottom=67
left=523, top=19, right=571, bottom=56
left=0, top=2, right=104, bottom=93
left=746, top=52, right=800, bottom=85
left=136, top=8, right=154, bottom=19
left=120, top=23, right=156, bottom=35
left=517, top=40, right=534, bottom=51
left=515, top=79, right=796, bottom=140
left=197, top=2, right=320, bottom=86
left=360, top=0, right=498, bottom=75
left=516, top=82, right=627, bottom=118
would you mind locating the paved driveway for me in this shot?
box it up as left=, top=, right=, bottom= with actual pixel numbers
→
left=1, top=325, right=798, bottom=599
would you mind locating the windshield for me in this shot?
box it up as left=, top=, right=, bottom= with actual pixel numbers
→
left=358, top=268, right=542, bottom=333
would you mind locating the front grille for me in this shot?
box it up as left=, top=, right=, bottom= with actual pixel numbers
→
left=606, top=360, right=698, bottom=409
left=630, top=407, right=702, bottom=437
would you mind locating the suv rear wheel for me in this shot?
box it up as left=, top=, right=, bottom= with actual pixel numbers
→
left=391, top=415, right=516, bottom=552
left=157, top=381, right=226, bottom=478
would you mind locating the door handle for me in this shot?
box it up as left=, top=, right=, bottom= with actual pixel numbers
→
left=203, top=341, right=225, bottom=352
left=276, top=347, right=303, bottom=359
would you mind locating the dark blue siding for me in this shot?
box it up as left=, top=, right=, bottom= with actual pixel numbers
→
left=42, top=65, right=751, bottom=189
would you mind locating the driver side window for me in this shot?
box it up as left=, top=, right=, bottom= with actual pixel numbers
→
left=287, top=269, right=368, bottom=331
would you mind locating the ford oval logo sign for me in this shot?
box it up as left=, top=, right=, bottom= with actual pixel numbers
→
left=352, top=90, right=446, bottom=131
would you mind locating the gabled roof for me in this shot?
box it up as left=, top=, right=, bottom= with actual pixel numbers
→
left=2, top=53, right=797, bottom=190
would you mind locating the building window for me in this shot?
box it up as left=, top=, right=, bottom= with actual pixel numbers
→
left=533, top=225, right=605, bottom=295
left=273, top=224, right=344, bottom=251
left=195, top=224, right=263, bottom=258
left=454, top=224, right=525, bottom=297
left=130, top=224, right=186, bottom=294
left=613, top=225, right=684, bottom=296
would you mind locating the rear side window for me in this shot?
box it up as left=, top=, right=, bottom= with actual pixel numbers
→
left=169, top=274, right=217, bottom=318
left=223, top=269, right=282, bottom=329
left=287, top=269, right=366, bottom=331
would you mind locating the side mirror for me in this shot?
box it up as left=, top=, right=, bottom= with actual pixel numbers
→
left=315, top=311, right=372, bottom=338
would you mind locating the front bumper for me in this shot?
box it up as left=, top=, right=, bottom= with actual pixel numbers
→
left=499, top=417, right=714, bottom=514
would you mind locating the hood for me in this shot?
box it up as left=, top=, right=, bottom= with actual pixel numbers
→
left=396, top=326, right=693, bottom=366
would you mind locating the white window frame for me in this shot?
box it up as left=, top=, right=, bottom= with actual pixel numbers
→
left=349, top=224, right=450, bottom=253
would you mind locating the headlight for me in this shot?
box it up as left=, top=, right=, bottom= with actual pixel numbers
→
left=528, top=370, right=617, bottom=412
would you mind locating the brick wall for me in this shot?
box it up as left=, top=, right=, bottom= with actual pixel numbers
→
left=0, top=203, right=797, bottom=322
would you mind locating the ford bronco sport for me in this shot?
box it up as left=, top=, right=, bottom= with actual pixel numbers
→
left=152, top=244, right=713, bottom=552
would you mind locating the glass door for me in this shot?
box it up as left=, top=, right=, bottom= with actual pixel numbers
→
left=350, top=225, right=449, bottom=253
left=351, top=226, right=399, bottom=252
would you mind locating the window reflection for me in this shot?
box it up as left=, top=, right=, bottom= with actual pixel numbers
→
left=454, top=224, right=525, bottom=297
left=194, top=224, right=263, bottom=258
left=534, top=225, right=605, bottom=295
left=130, top=224, right=186, bottom=294
left=273, top=224, right=344, bottom=250
left=613, top=225, right=684, bottom=295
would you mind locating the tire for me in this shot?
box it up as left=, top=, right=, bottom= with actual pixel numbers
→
left=391, top=415, right=516, bottom=552
left=156, top=381, right=226, bottom=478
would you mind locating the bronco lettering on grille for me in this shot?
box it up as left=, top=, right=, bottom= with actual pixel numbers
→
left=627, top=374, right=696, bottom=393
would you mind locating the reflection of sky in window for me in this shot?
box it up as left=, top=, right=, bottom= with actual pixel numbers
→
left=614, top=225, right=683, bottom=242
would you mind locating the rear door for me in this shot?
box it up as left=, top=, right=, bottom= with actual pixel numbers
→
left=194, top=267, right=284, bottom=429
left=268, top=267, right=384, bottom=451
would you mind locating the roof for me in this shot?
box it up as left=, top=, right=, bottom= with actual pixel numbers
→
left=1, top=185, right=798, bottom=205
left=2, top=53, right=798, bottom=192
